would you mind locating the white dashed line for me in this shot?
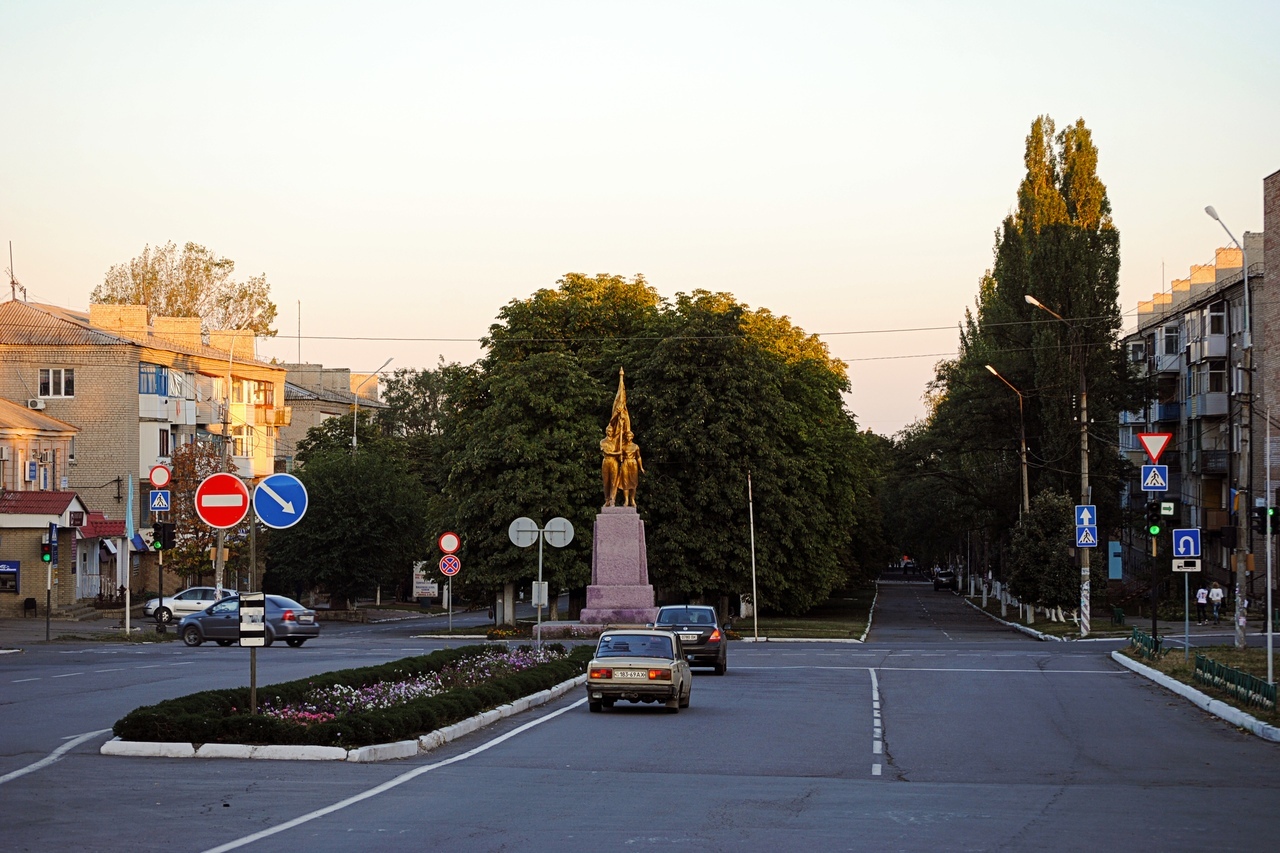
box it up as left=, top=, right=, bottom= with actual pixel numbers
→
left=870, top=668, right=883, bottom=778
left=12, top=677, right=40, bottom=683
left=51, top=672, right=84, bottom=678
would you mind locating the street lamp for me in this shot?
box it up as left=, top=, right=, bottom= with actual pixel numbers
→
left=352, top=358, right=393, bottom=452
left=985, top=365, right=1030, bottom=515
left=1024, top=293, right=1092, bottom=637
left=1206, top=204, right=1253, bottom=650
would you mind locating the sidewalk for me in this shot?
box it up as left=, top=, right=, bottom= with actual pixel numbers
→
left=966, top=596, right=1275, bottom=643
left=0, top=614, right=156, bottom=651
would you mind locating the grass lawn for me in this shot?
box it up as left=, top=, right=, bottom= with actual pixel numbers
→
left=967, top=597, right=1133, bottom=639
left=739, top=585, right=875, bottom=639
left=1119, top=643, right=1280, bottom=727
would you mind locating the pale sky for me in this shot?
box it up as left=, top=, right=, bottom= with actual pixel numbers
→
left=2, top=1, right=1277, bottom=436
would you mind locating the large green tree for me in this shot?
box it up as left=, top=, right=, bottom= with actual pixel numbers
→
left=92, top=240, right=277, bottom=336
left=269, top=449, right=430, bottom=609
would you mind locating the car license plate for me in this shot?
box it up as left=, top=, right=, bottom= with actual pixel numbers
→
left=615, top=670, right=647, bottom=679
left=680, top=633, right=699, bottom=642
left=299, top=614, right=314, bottom=624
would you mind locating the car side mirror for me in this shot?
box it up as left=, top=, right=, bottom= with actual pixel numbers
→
left=645, top=622, right=654, bottom=628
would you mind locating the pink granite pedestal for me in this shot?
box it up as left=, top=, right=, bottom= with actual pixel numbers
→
left=579, top=506, right=658, bottom=624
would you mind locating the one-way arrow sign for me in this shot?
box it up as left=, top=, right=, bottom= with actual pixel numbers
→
left=1075, top=505, right=1096, bottom=527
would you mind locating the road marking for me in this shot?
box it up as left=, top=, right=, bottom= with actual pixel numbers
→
left=94, top=669, right=125, bottom=673
left=878, top=667, right=1122, bottom=674
left=201, top=696, right=588, bottom=853
left=51, top=672, right=84, bottom=678
left=869, top=668, right=883, bottom=779
left=12, top=677, right=40, bottom=683
left=0, top=729, right=112, bottom=786
left=872, top=764, right=882, bottom=776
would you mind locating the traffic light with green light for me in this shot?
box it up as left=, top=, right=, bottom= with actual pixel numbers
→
left=1251, top=506, right=1271, bottom=535
left=40, top=541, right=52, bottom=562
left=1145, top=502, right=1162, bottom=536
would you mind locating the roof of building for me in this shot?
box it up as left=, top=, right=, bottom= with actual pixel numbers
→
left=0, top=490, right=78, bottom=516
left=285, top=381, right=388, bottom=408
left=0, top=397, right=80, bottom=432
left=0, top=299, right=280, bottom=370
left=80, top=511, right=125, bottom=538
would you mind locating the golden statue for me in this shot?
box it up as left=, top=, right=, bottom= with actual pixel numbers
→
left=601, top=368, right=640, bottom=507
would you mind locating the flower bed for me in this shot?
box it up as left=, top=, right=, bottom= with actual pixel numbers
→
left=112, top=643, right=592, bottom=748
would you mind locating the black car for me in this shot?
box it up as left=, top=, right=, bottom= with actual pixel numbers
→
left=933, top=569, right=958, bottom=591
left=652, top=605, right=728, bottom=675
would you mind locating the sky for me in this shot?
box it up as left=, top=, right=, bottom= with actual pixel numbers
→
left=2, top=1, right=1277, bottom=436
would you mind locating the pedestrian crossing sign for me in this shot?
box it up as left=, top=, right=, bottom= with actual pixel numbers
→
left=1140, top=465, right=1168, bottom=492
left=1075, top=526, right=1098, bottom=548
left=149, top=489, right=171, bottom=512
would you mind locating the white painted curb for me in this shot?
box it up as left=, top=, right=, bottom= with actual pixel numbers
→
left=963, top=597, right=1064, bottom=641
left=1110, top=651, right=1280, bottom=743
left=100, top=674, right=589, bottom=762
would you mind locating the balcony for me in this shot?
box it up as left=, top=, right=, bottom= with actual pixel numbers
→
left=1153, top=401, right=1180, bottom=422
left=1151, top=352, right=1181, bottom=374
left=1188, top=393, right=1229, bottom=419
left=1198, top=450, right=1229, bottom=475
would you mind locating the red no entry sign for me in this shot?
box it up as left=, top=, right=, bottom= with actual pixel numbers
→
left=195, top=473, right=251, bottom=528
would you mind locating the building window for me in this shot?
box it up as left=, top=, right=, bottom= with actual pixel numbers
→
left=1209, top=302, right=1226, bottom=335
left=231, top=379, right=245, bottom=404
left=138, top=364, right=168, bottom=396
left=1163, top=326, right=1180, bottom=356
left=1128, top=341, right=1146, bottom=363
left=159, top=428, right=171, bottom=458
left=1208, top=360, right=1227, bottom=393
left=39, top=368, right=75, bottom=397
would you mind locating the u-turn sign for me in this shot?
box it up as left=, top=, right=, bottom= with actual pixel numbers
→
left=1172, top=528, right=1201, bottom=558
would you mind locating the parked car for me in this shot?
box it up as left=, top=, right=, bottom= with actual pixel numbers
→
left=934, top=569, right=958, bottom=591
left=144, top=586, right=227, bottom=623
left=586, top=629, right=692, bottom=713
left=652, top=604, right=728, bottom=674
left=178, top=595, right=321, bottom=647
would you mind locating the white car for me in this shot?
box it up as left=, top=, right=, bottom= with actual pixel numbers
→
left=144, top=586, right=226, bottom=623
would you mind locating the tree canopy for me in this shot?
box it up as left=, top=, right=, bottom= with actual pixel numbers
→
left=92, top=240, right=277, bottom=336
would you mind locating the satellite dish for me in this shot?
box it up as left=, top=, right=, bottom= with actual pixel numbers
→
left=543, top=517, right=575, bottom=548
left=509, top=517, right=539, bottom=548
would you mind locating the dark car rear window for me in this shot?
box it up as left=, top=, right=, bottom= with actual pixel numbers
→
left=266, top=596, right=305, bottom=610
left=596, top=634, right=673, bottom=659
left=656, top=607, right=716, bottom=626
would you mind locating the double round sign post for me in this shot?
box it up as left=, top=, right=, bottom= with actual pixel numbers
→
left=438, top=531, right=460, bottom=632
left=509, top=517, right=574, bottom=648
left=149, top=465, right=172, bottom=634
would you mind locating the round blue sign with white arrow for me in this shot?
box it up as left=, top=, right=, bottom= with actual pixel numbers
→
left=252, top=473, right=309, bottom=530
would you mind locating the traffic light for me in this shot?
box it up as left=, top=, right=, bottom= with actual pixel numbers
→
left=1251, top=506, right=1270, bottom=535
left=40, top=541, right=52, bottom=562
left=152, top=522, right=175, bottom=550
left=1145, top=502, right=1162, bottom=536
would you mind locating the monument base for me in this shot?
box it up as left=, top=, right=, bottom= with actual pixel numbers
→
left=579, top=506, right=657, bottom=625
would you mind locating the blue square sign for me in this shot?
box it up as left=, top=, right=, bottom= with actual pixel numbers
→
left=1141, top=465, right=1169, bottom=492
left=1172, top=528, right=1201, bottom=558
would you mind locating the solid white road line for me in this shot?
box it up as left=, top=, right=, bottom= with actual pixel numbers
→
left=0, top=729, right=112, bottom=786
left=201, top=697, right=589, bottom=853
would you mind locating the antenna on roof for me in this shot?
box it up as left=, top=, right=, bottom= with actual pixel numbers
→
left=7, top=242, right=26, bottom=301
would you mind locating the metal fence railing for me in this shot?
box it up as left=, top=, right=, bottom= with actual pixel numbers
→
left=1194, top=654, right=1276, bottom=712
left=1130, top=628, right=1163, bottom=660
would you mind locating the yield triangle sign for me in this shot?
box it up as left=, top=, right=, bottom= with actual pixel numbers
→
left=1138, top=432, right=1172, bottom=463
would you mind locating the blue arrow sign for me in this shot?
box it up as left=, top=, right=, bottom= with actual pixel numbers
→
left=1172, top=528, right=1201, bottom=558
left=1075, top=505, right=1096, bottom=527
left=1075, top=526, right=1098, bottom=548
left=149, top=490, right=170, bottom=512
left=1141, top=465, right=1169, bottom=492
left=252, top=473, right=309, bottom=530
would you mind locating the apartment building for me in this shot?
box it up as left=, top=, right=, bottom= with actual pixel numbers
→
left=276, top=363, right=388, bottom=470
left=0, top=299, right=290, bottom=611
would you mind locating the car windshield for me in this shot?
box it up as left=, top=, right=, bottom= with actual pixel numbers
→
left=656, top=607, right=714, bottom=626
left=596, top=634, right=673, bottom=659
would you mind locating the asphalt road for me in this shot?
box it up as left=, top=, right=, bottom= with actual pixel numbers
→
left=2, top=582, right=1276, bottom=852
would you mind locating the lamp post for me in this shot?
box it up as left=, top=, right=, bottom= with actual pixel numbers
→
left=352, top=358, right=394, bottom=453
left=985, top=365, right=1030, bottom=516
left=1025, top=294, right=1091, bottom=637
left=1206, top=205, right=1252, bottom=651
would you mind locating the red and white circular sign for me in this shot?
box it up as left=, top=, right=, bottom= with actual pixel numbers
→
left=438, top=531, right=461, bottom=554
left=194, top=473, right=250, bottom=528
left=439, top=554, right=461, bottom=576
left=149, top=465, right=172, bottom=488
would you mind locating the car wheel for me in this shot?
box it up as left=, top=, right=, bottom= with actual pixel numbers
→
left=285, top=638, right=306, bottom=647
left=155, top=607, right=172, bottom=624
left=588, top=699, right=602, bottom=713
left=182, top=625, right=203, bottom=647
left=664, top=697, right=679, bottom=714
left=263, top=631, right=275, bottom=647
left=215, top=639, right=234, bottom=647
left=679, top=689, right=690, bottom=709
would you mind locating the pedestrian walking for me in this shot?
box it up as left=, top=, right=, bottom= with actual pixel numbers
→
left=1195, top=583, right=1208, bottom=624
left=1209, top=581, right=1225, bottom=625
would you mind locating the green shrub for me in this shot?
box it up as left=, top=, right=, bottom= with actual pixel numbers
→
left=112, top=643, right=593, bottom=748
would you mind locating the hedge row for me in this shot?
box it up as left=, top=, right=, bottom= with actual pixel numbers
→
left=113, top=643, right=593, bottom=747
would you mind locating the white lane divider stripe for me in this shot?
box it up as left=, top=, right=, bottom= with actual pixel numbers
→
left=201, top=696, right=588, bottom=853
left=870, top=668, right=883, bottom=778
left=0, top=729, right=112, bottom=786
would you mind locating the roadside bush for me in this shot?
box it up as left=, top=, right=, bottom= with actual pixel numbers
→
left=112, top=643, right=591, bottom=747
